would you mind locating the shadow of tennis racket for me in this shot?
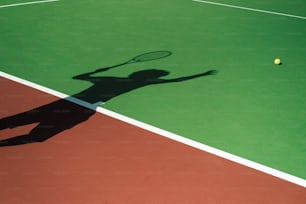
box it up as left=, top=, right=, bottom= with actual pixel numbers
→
left=95, top=51, right=172, bottom=72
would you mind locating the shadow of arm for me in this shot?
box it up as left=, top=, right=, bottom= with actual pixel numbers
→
left=73, top=68, right=111, bottom=81
left=159, top=70, right=217, bottom=84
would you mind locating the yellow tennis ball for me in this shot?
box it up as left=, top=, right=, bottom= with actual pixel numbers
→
left=274, top=58, right=281, bottom=65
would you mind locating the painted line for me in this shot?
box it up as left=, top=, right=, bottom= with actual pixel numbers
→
left=0, top=0, right=59, bottom=9
left=0, top=70, right=305, bottom=188
left=193, top=0, right=306, bottom=20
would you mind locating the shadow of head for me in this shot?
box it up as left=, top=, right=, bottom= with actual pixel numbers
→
left=128, top=69, right=170, bottom=81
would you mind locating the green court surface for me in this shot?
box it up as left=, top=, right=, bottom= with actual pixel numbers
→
left=1, top=0, right=306, bottom=179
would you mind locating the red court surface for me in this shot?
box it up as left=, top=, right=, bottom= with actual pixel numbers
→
left=1, top=77, right=305, bottom=203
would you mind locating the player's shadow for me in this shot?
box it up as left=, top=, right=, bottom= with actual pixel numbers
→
left=0, top=51, right=217, bottom=147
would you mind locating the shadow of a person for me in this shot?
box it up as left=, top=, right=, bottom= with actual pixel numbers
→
left=72, top=68, right=217, bottom=104
left=0, top=99, right=96, bottom=146
left=0, top=52, right=217, bottom=147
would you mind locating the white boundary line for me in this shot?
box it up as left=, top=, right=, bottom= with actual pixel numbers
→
left=193, top=0, right=306, bottom=20
left=0, top=70, right=305, bottom=188
left=0, top=0, right=59, bottom=9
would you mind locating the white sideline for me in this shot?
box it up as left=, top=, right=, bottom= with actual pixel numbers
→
left=0, top=70, right=305, bottom=188
left=0, top=0, right=59, bottom=9
left=193, top=0, right=306, bottom=20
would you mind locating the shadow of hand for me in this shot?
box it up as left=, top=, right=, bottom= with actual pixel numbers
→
left=206, top=70, right=218, bottom=75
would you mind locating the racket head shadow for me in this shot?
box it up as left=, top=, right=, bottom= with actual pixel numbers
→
left=132, top=51, right=172, bottom=63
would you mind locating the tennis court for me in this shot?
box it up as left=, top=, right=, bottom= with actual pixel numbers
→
left=1, top=0, right=306, bottom=203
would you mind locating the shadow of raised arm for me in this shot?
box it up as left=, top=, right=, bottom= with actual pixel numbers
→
left=72, top=68, right=111, bottom=81
left=158, top=70, right=217, bottom=84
